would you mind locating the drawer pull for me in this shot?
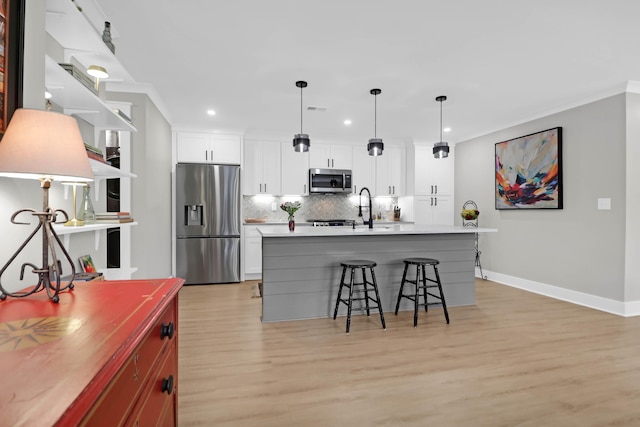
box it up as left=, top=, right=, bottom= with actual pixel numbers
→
left=162, top=374, right=174, bottom=395
left=161, top=322, right=175, bottom=340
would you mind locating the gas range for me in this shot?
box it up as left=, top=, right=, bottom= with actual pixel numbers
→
left=306, top=219, right=356, bottom=227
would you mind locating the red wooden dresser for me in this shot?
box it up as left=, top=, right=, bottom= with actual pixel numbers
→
left=0, top=278, right=184, bottom=426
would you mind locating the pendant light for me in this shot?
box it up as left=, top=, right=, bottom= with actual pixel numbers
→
left=367, top=88, right=384, bottom=156
left=433, top=95, right=450, bottom=158
left=293, top=80, right=310, bottom=152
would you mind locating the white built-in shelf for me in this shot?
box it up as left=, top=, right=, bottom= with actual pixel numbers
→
left=45, top=0, right=135, bottom=86
left=99, top=267, right=138, bottom=281
left=53, top=221, right=138, bottom=250
left=90, top=158, right=137, bottom=179
left=66, top=159, right=137, bottom=201
left=62, top=160, right=135, bottom=201
left=45, top=56, right=136, bottom=132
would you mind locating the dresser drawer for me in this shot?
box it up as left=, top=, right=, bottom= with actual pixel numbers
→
left=82, top=299, right=178, bottom=426
left=128, top=342, right=178, bottom=426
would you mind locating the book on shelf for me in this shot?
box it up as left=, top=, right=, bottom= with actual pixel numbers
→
left=95, top=217, right=135, bottom=224
left=113, top=108, right=133, bottom=124
left=95, top=211, right=131, bottom=218
left=60, top=272, right=104, bottom=282
left=84, top=142, right=103, bottom=156
left=59, top=63, right=98, bottom=96
left=87, top=150, right=107, bottom=163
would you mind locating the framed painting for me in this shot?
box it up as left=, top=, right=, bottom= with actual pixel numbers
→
left=0, top=0, right=25, bottom=137
left=495, top=127, right=563, bottom=210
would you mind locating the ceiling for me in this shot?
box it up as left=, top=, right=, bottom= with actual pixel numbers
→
left=94, top=0, right=640, bottom=145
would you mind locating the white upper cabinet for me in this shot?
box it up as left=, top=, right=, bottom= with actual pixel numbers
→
left=414, top=195, right=454, bottom=225
left=413, top=143, right=454, bottom=225
left=351, top=145, right=375, bottom=195
left=414, top=144, right=454, bottom=196
left=243, top=140, right=281, bottom=195
left=375, top=145, right=406, bottom=196
left=281, top=142, right=310, bottom=195
left=310, top=143, right=353, bottom=170
left=176, top=132, right=241, bottom=164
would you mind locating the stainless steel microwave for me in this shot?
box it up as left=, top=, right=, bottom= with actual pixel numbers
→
left=309, top=168, right=352, bottom=194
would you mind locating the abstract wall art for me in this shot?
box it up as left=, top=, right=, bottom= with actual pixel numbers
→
left=495, top=127, right=563, bottom=209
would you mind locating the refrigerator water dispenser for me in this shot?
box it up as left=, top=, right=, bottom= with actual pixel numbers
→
left=185, top=205, right=204, bottom=226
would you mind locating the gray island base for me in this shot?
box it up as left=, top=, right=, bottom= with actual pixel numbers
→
left=258, top=224, right=497, bottom=322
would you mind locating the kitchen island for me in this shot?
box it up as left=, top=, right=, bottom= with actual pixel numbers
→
left=258, top=224, right=496, bottom=322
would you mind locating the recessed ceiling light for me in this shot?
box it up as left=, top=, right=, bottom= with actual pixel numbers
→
left=443, top=127, right=451, bottom=132
left=344, top=119, right=352, bottom=125
left=207, top=110, right=216, bottom=116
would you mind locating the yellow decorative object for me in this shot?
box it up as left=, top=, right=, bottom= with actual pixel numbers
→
left=461, top=208, right=479, bottom=220
left=0, top=317, right=82, bottom=352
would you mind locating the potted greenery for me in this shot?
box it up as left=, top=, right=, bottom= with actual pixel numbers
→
left=280, top=201, right=302, bottom=231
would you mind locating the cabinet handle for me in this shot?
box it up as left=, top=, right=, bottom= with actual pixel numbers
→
left=206, top=150, right=208, bottom=162
left=430, top=197, right=434, bottom=206
left=304, top=184, right=306, bottom=194
left=392, top=185, right=395, bottom=195
left=327, top=159, right=330, bottom=168
left=435, top=185, right=438, bottom=194
left=435, top=197, right=438, bottom=206
left=162, top=374, right=175, bottom=395
left=431, top=185, right=434, bottom=194
left=332, top=159, right=334, bottom=168
left=161, top=322, right=175, bottom=340
left=388, top=186, right=391, bottom=194
left=264, top=183, right=267, bottom=192
left=259, top=183, right=262, bottom=193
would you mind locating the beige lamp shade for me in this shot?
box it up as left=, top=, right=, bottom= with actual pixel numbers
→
left=0, top=109, right=94, bottom=182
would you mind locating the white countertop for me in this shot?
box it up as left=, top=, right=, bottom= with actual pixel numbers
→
left=244, top=221, right=403, bottom=226
left=258, top=223, right=497, bottom=238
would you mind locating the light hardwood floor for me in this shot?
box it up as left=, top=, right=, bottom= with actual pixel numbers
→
left=177, top=279, right=640, bottom=426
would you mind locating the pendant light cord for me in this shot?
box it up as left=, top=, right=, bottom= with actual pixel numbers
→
left=300, top=85, right=303, bottom=134
left=439, top=98, right=443, bottom=143
left=374, top=93, right=377, bottom=138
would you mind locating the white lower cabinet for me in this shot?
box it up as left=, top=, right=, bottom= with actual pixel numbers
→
left=414, top=196, right=454, bottom=225
left=244, top=240, right=262, bottom=275
left=243, top=225, right=283, bottom=277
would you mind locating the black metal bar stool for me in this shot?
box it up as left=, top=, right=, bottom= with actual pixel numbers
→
left=394, top=258, right=450, bottom=327
left=333, top=260, right=386, bottom=333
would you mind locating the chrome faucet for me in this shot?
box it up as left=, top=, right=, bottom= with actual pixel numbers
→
left=358, top=187, right=373, bottom=229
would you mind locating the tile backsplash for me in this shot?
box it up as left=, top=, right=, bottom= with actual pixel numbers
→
left=243, top=194, right=398, bottom=223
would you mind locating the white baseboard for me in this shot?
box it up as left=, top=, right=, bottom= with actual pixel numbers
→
left=476, top=268, right=640, bottom=317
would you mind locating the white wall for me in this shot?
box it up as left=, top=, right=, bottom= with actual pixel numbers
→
left=625, top=93, right=640, bottom=302
left=455, top=94, right=630, bottom=307
left=108, top=92, right=173, bottom=279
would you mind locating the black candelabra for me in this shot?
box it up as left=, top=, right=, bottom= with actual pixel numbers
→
left=0, top=179, right=77, bottom=303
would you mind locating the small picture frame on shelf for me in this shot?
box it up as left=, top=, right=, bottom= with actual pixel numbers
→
left=78, top=254, right=97, bottom=273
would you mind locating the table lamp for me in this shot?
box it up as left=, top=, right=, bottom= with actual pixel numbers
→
left=0, top=109, right=94, bottom=302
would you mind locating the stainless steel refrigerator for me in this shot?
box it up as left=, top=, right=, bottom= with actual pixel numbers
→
left=176, top=163, right=241, bottom=284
